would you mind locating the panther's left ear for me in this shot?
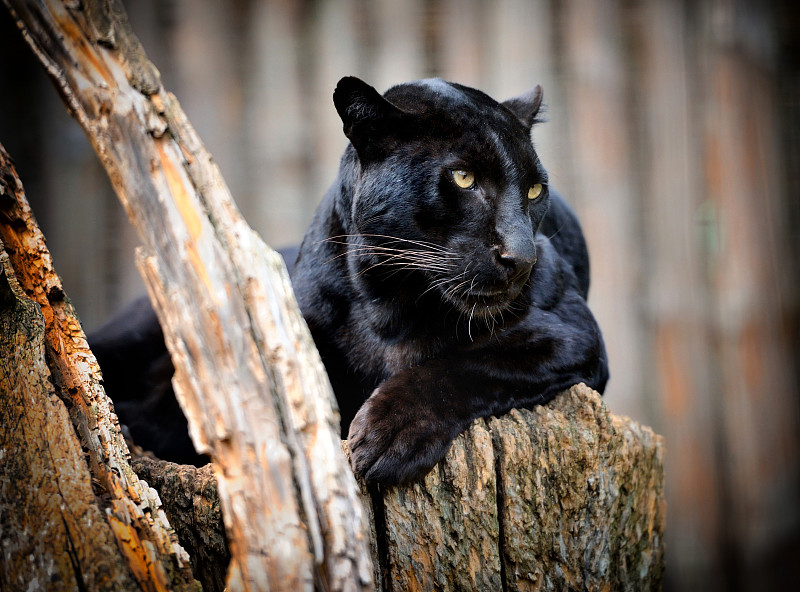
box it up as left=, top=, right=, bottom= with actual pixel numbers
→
left=502, top=85, right=544, bottom=129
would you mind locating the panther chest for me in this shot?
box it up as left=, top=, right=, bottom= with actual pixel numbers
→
left=345, top=316, right=448, bottom=382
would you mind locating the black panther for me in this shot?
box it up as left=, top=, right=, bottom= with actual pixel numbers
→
left=90, top=77, right=608, bottom=484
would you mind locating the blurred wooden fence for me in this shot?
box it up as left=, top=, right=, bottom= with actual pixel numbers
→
left=1, top=0, right=798, bottom=590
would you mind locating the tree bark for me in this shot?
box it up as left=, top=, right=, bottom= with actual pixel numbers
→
left=131, top=458, right=229, bottom=592
left=134, top=385, right=666, bottom=592
left=361, top=383, right=665, bottom=591
left=0, top=143, right=199, bottom=591
left=3, top=1, right=374, bottom=591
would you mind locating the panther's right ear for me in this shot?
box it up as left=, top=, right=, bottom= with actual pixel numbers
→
left=333, top=77, right=405, bottom=160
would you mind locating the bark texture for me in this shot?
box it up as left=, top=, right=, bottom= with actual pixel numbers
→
left=378, top=384, right=665, bottom=592
left=131, top=458, right=229, bottom=592
left=3, top=1, right=373, bottom=590
left=494, top=385, right=665, bottom=590
left=137, top=385, right=666, bottom=592
left=0, top=144, right=199, bottom=591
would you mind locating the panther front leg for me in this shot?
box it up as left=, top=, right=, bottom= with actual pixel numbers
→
left=347, top=363, right=471, bottom=485
left=347, top=342, right=603, bottom=484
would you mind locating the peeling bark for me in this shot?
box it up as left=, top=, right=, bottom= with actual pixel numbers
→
left=0, top=254, right=139, bottom=592
left=0, top=143, right=198, bottom=591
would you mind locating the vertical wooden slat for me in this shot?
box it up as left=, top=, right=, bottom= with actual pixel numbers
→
left=559, top=0, right=644, bottom=420
left=242, top=0, right=309, bottom=247
left=308, top=0, right=360, bottom=208
left=700, top=1, right=800, bottom=585
left=482, top=0, right=574, bottom=233
left=437, top=0, right=484, bottom=86
left=168, top=0, right=247, bottom=214
left=636, top=1, right=725, bottom=589
left=370, top=0, right=426, bottom=90
left=483, top=0, right=549, bottom=97
left=39, top=88, right=130, bottom=330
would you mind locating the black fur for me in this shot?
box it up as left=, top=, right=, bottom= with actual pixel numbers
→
left=90, top=78, right=608, bottom=484
left=292, top=77, right=608, bottom=484
left=89, top=297, right=204, bottom=465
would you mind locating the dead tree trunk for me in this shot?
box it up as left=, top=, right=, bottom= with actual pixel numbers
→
left=2, top=1, right=666, bottom=591
left=374, top=384, right=665, bottom=591
left=0, top=144, right=199, bottom=591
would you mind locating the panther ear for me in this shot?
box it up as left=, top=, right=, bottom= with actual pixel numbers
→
left=502, top=84, right=544, bottom=129
left=333, top=77, right=405, bottom=159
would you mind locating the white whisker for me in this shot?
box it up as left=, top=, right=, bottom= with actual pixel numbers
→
left=468, top=303, right=477, bottom=342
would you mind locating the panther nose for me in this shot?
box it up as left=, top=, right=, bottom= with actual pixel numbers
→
left=495, top=246, right=536, bottom=282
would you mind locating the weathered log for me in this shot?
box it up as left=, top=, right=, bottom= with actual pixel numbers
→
left=3, top=1, right=373, bottom=590
left=135, top=385, right=665, bottom=591
left=0, top=143, right=199, bottom=591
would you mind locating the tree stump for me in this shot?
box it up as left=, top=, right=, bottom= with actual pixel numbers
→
left=375, top=384, right=665, bottom=591
left=134, top=385, right=665, bottom=592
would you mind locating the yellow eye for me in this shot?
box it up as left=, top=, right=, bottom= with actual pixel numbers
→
left=452, top=170, right=475, bottom=189
left=528, top=183, right=543, bottom=200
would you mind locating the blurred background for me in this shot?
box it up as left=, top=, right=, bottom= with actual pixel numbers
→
left=1, top=0, right=798, bottom=589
